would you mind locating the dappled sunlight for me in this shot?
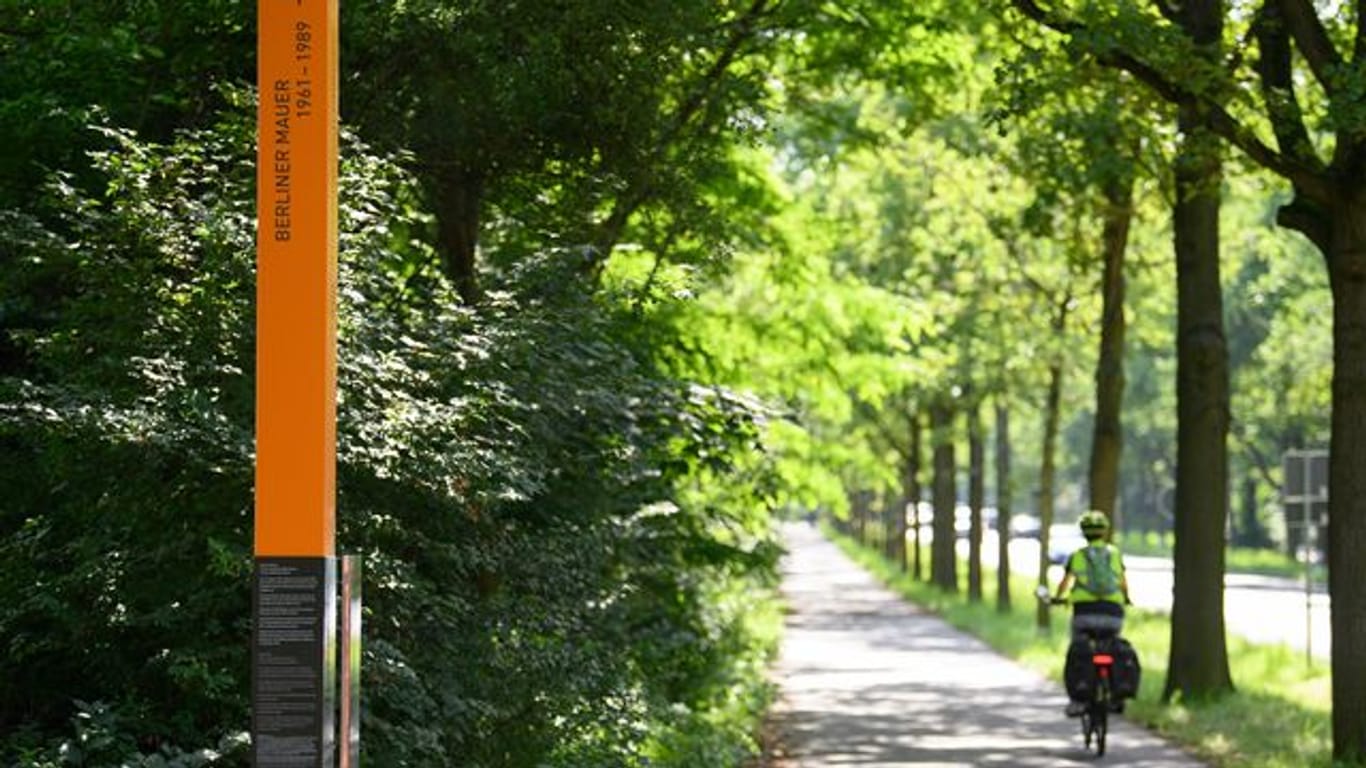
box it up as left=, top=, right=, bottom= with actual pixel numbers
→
left=773, top=524, right=1204, bottom=766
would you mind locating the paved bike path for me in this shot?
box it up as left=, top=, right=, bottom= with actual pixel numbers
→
left=772, top=523, right=1205, bottom=767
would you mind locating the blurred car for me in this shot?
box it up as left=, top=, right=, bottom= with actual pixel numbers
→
left=955, top=504, right=972, bottom=539
left=1009, top=514, right=1042, bottom=539
left=1047, top=523, right=1088, bottom=565
left=908, top=503, right=998, bottom=539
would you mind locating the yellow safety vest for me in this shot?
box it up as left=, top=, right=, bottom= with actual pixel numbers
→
left=1067, top=543, right=1125, bottom=604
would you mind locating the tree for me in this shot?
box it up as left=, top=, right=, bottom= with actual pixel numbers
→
left=930, top=401, right=959, bottom=592
left=1006, top=0, right=1366, bottom=751
left=1036, top=290, right=1071, bottom=632
left=991, top=220, right=1090, bottom=631
left=1004, top=0, right=1238, bottom=701
left=342, top=0, right=783, bottom=303
left=0, top=1, right=254, bottom=209
left=1162, top=0, right=1238, bottom=704
left=907, top=412, right=926, bottom=579
left=1088, top=168, right=1134, bottom=524
left=995, top=398, right=1014, bottom=612
left=968, top=400, right=987, bottom=602
left=1, top=16, right=797, bottom=760
left=989, top=47, right=1158, bottom=529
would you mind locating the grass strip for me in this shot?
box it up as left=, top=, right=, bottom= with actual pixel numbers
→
left=1115, top=531, right=1326, bottom=582
left=824, top=526, right=1355, bottom=768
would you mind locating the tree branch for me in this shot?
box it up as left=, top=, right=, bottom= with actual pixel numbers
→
left=1230, top=419, right=1282, bottom=492
left=1007, top=0, right=1332, bottom=204
left=629, top=215, right=684, bottom=315
left=1011, top=0, right=1082, bottom=34
left=813, top=336, right=912, bottom=464
left=1254, top=2, right=1325, bottom=173
left=1357, top=0, right=1366, bottom=63
left=1098, top=47, right=1321, bottom=189
left=1223, top=12, right=1264, bottom=80
left=1151, top=0, right=1180, bottom=23
left=590, top=0, right=772, bottom=264
left=856, top=396, right=914, bottom=466
left=1004, top=235, right=1054, bottom=298
left=1276, top=0, right=1342, bottom=96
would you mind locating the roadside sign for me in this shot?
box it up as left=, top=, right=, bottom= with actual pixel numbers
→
left=1281, top=448, right=1328, bottom=669
left=256, top=0, right=339, bottom=559
left=1282, top=449, right=1328, bottom=504
left=254, top=1, right=342, bottom=765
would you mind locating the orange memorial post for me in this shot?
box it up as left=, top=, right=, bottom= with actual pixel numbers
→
left=253, top=1, right=354, bottom=766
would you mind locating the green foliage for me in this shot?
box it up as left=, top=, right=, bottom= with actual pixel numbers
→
left=8, top=701, right=251, bottom=768
left=0, top=115, right=258, bottom=757
left=1, top=0, right=1351, bottom=763
left=343, top=0, right=785, bottom=279
left=0, top=102, right=782, bottom=766
left=0, top=1, right=252, bottom=207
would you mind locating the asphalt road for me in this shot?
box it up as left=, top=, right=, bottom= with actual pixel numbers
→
left=773, top=523, right=1206, bottom=767
left=985, top=536, right=1331, bottom=659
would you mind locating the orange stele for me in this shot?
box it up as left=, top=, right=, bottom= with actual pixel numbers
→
left=255, top=0, right=339, bottom=558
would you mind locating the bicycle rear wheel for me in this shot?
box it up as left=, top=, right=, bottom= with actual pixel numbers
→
left=1091, top=703, right=1107, bottom=756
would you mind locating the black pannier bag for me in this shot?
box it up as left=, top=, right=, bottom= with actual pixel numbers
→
left=1108, top=636, right=1142, bottom=699
left=1064, top=638, right=1095, bottom=700
left=1064, top=636, right=1142, bottom=701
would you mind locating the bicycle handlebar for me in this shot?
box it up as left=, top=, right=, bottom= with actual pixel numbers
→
left=1034, top=585, right=1067, bottom=606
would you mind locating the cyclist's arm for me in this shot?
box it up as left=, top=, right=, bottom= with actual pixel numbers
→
left=1119, top=554, right=1132, bottom=605
left=1054, top=572, right=1074, bottom=601
left=1054, top=556, right=1076, bottom=601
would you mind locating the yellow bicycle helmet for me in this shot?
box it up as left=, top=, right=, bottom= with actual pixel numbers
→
left=1078, top=510, right=1110, bottom=536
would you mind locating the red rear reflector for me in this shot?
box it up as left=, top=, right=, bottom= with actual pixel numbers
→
left=1092, top=654, right=1114, bottom=665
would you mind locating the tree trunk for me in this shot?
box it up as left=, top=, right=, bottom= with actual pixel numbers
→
left=1327, top=187, right=1366, bottom=761
left=1036, top=356, right=1063, bottom=632
left=1236, top=473, right=1267, bottom=548
left=854, top=489, right=868, bottom=547
left=1163, top=100, right=1234, bottom=702
left=968, top=401, right=985, bottom=602
left=910, top=411, right=925, bottom=581
left=897, top=414, right=914, bottom=574
left=930, top=402, right=958, bottom=592
left=1001, top=0, right=1366, bottom=734
left=884, top=490, right=899, bottom=561
left=1088, top=173, right=1133, bottom=526
left=431, top=169, right=483, bottom=306
left=995, top=398, right=1012, bottom=613
left=896, top=489, right=909, bottom=571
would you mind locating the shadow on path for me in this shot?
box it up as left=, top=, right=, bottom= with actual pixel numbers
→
left=772, top=523, right=1205, bottom=768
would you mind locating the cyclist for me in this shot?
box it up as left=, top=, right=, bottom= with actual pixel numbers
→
left=1052, top=510, right=1131, bottom=715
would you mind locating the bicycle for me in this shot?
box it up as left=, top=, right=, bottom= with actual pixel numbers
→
left=1036, top=587, right=1118, bottom=757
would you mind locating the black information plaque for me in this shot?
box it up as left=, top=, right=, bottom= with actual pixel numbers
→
left=253, top=557, right=337, bottom=768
